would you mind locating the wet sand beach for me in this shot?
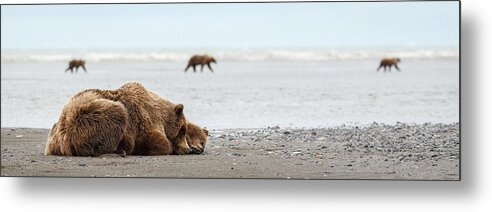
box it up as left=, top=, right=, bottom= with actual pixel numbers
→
left=1, top=123, right=459, bottom=180
left=1, top=59, right=459, bottom=129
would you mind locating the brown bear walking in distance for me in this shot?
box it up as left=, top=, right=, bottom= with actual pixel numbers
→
left=45, top=82, right=208, bottom=157
left=185, top=55, right=217, bottom=73
left=377, top=58, right=401, bottom=72
left=65, top=59, right=87, bottom=73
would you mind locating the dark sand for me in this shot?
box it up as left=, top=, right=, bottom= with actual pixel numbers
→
left=1, top=123, right=459, bottom=180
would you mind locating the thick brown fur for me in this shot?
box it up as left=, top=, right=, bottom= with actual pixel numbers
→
left=186, top=121, right=209, bottom=155
left=65, top=59, right=87, bottom=73
left=185, top=55, right=216, bottom=73
left=377, top=58, right=401, bottom=72
left=45, top=82, right=195, bottom=157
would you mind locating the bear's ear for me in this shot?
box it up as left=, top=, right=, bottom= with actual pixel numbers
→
left=174, top=104, right=184, bottom=115
left=203, top=128, right=209, bottom=136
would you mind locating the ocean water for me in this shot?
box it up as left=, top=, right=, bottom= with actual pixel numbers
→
left=1, top=49, right=459, bottom=129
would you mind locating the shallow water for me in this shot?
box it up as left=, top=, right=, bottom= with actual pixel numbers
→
left=1, top=58, right=459, bottom=129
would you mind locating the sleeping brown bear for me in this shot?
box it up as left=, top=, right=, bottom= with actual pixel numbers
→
left=185, top=55, right=217, bottom=73
left=377, top=58, right=401, bottom=72
left=65, top=59, right=87, bottom=74
left=45, top=82, right=208, bottom=157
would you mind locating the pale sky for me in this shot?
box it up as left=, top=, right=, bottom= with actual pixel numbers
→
left=1, top=1, right=459, bottom=49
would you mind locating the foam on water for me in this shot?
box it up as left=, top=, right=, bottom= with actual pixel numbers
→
left=1, top=48, right=458, bottom=63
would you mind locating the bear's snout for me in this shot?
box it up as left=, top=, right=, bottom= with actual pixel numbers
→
left=190, top=146, right=203, bottom=154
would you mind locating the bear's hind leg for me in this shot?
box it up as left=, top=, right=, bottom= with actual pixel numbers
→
left=115, top=134, right=135, bottom=157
